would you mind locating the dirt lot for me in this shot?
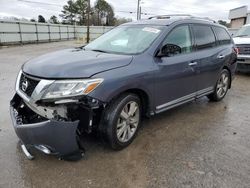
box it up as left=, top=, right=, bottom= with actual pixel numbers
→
left=0, top=41, right=250, bottom=188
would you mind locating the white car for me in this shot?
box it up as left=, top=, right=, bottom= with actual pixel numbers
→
left=233, top=24, right=250, bottom=72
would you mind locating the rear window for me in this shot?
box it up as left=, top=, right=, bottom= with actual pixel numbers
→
left=193, top=25, right=216, bottom=50
left=213, top=27, right=231, bottom=45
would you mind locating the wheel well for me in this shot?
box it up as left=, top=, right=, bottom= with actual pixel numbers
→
left=222, top=66, right=232, bottom=88
left=113, top=89, right=150, bottom=117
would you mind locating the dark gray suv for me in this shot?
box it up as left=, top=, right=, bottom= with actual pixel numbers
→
left=10, top=16, right=237, bottom=160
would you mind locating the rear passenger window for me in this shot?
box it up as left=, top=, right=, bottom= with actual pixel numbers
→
left=162, top=25, right=192, bottom=56
left=193, top=25, right=216, bottom=50
left=213, top=27, right=231, bottom=45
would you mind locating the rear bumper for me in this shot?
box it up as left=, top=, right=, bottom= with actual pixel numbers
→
left=10, top=95, right=83, bottom=159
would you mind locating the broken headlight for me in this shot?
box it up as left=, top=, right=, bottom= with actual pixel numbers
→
left=41, top=78, right=103, bottom=99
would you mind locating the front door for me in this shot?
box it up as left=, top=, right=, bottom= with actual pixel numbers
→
left=154, top=25, right=199, bottom=113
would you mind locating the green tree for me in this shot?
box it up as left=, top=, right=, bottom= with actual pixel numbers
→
left=38, top=15, right=46, bottom=23
left=30, top=18, right=36, bottom=22
left=218, top=20, right=230, bottom=28
left=60, top=0, right=88, bottom=25
left=60, top=0, right=77, bottom=24
left=49, top=15, right=59, bottom=24
left=94, top=0, right=115, bottom=26
left=74, top=0, right=88, bottom=25
left=106, top=5, right=115, bottom=26
left=60, top=0, right=115, bottom=26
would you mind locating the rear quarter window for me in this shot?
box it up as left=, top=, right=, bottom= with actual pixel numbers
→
left=213, top=27, right=232, bottom=45
left=192, top=25, right=216, bottom=50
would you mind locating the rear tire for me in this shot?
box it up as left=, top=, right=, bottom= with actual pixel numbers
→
left=208, top=69, right=230, bottom=102
left=101, top=93, right=141, bottom=150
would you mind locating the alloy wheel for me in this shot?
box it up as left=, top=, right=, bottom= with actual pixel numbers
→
left=216, top=72, right=229, bottom=98
left=116, top=101, right=140, bottom=143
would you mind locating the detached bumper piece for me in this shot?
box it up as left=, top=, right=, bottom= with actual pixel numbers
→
left=10, top=95, right=85, bottom=161
left=21, top=144, right=34, bottom=160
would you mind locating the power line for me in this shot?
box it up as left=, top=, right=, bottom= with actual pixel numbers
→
left=17, top=0, right=156, bottom=17
left=17, top=0, right=63, bottom=7
left=143, top=7, right=183, bottom=14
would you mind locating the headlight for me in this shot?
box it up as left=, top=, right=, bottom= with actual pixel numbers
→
left=41, top=78, right=103, bottom=99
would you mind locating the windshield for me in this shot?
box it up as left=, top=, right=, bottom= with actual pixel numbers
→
left=235, top=25, right=250, bottom=37
left=85, top=25, right=163, bottom=55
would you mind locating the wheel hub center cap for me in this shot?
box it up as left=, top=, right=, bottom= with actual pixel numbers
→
left=126, top=119, right=130, bottom=125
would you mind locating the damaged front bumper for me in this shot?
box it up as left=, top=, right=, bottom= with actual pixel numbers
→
left=10, top=92, right=104, bottom=161
left=10, top=72, right=105, bottom=160
left=10, top=94, right=84, bottom=160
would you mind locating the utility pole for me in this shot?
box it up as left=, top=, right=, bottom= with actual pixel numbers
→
left=137, top=0, right=141, bottom=20
left=86, top=0, right=90, bottom=43
left=139, top=6, right=142, bottom=20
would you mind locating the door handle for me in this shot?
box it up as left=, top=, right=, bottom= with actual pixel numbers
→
left=218, top=55, right=225, bottom=59
left=188, top=62, right=198, bottom=66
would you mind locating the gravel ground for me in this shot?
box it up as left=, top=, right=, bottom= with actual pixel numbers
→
left=0, top=41, right=250, bottom=188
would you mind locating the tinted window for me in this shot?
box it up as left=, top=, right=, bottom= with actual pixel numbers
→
left=162, top=25, right=192, bottom=56
left=213, top=27, right=231, bottom=45
left=193, top=25, right=216, bottom=50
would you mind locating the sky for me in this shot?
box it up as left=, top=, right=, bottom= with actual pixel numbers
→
left=0, top=0, right=250, bottom=21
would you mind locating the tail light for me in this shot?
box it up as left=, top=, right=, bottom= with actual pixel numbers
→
left=234, top=47, right=239, bottom=55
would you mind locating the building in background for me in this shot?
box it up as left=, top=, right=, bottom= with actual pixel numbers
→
left=229, top=6, right=250, bottom=29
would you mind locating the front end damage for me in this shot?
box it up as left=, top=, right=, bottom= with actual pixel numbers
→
left=10, top=72, right=105, bottom=161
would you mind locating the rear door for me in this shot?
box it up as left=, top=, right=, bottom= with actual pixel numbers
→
left=212, top=26, right=235, bottom=66
left=191, top=24, right=223, bottom=96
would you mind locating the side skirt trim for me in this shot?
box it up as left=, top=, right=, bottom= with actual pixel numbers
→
left=155, top=87, right=214, bottom=114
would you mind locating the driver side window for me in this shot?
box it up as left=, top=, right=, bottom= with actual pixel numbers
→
left=162, top=25, right=192, bottom=56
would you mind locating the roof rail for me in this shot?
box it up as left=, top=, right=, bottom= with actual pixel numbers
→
left=189, top=16, right=216, bottom=23
left=148, top=14, right=192, bottom=19
left=148, top=14, right=216, bottom=23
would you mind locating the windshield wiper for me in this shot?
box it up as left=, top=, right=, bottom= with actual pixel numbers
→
left=236, top=34, right=249, bottom=37
left=91, top=49, right=109, bottom=53
left=78, top=45, right=86, bottom=49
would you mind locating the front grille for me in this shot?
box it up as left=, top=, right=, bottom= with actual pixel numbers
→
left=238, top=45, right=250, bottom=55
left=19, top=73, right=40, bottom=97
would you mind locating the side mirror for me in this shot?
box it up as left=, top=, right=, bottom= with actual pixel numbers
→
left=157, top=44, right=181, bottom=57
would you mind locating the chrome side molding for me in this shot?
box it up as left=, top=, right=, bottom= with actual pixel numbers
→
left=155, top=86, right=214, bottom=114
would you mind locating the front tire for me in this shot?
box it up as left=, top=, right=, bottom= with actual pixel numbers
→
left=101, top=93, right=141, bottom=150
left=208, top=69, right=230, bottom=101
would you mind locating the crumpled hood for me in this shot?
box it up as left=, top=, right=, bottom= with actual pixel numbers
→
left=22, top=48, right=133, bottom=79
left=233, top=37, right=250, bottom=45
